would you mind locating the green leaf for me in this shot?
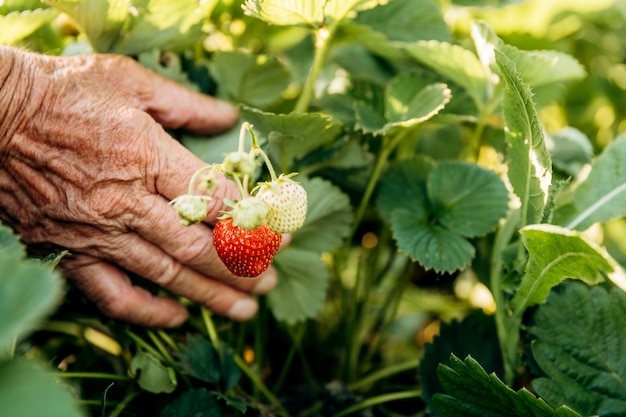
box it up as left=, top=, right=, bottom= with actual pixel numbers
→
left=219, top=345, right=240, bottom=391
left=119, top=0, right=218, bottom=55
left=130, top=350, right=177, bottom=394
left=0, top=257, right=64, bottom=356
left=353, top=0, right=450, bottom=42
left=376, top=157, right=435, bottom=223
left=387, top=81, right=451, bottom=127
left=210, top=51, right=291, bottom=108
left=289, top=176, right=353, bottom=253
left=242, top=0, right=384, bottom=26
left=356, top=78, right=451, bottom=135
left=559, top=134, right=626, bottom=231
left=181, top=124, right=243, bottom=165
left=338, top=21, right=408, bottom=63
left=175, top=334, right=220, bottom=384
left=242, top=0, right=325, bottom=27
left=0, top=358, right=84, bottom=417
left=1, top=0, right=50, bottom=13
left=0, top=224, right=25, bottom=261
left=500, top=44, right=586, bottom=88
left=0, top=9, right=58, bottom=45
left=323, top=0, right=386, bottom=21
left=433, top=354, right=582, bottom=417
left=392, top=209, right=475, bottom=273
left=46, top=0, right=131, bottom=52
left=428, top=161, right=509, bottom=238
left=495, top=49, right=552, bottom=227
left=510, top=224, right=626, bottom=315
left=269, top=247, right=329, bottom=324
left=546, top=127, right=593, bottom=177
left=420, top=312, right=503, bottom=414
left=241, top=107, right=344, bottom=172
left=403, top=40, right=488, bottom=110
left=160, top=389, right=222, bottom=417
left=138, top=49, right=199, bottom=92
left=529, top=283, right=626, bottom=416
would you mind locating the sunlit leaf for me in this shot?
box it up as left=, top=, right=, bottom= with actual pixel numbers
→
left=46, top=0, right=131, bottom=52
left=428, top=161, right=509, bottom=238
left=130, top=350, right=177, bottom=394
left=403, top=40, right=488, bottom=110
left=120, top=0, right=218, bottom=55
left=510, top=224, right=626, bottom=315
left=392, top=209, right=475, bottom=273
left=529, top=282, right=626, bottom=416
left=353, top=0, right=450, bottom=42
left=356, top=78, right=451, bottom=135
left=500, top=44, right=586, bottom=88
left=495, top=49, right=552, bottom=227
left=433, top=354, right=582, bottom=417
left=242, top=0, right=325, bottom=27
left=0, top=9, right=58, bottom=45
left=269, top=247, right=328, bottom=324
left=323, top=0, right=386, bottom=21
left=559, top=134, right=626, bottom=231
left=0, top=359, right=84, bottom=417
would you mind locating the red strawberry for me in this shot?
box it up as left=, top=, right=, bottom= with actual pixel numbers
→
left=213, top=218, right=282, bottom=277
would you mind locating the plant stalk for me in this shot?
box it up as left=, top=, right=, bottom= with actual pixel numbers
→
left=490, top=208, right=521, bottom=385
left=294, top=25, right=334, bottom=113
left=331, top=389, right=422, bottom=417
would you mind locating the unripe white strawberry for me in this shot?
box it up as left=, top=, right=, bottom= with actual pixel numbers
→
left=230, top=196, right=269, bottom=230
left=256, top=176, right=307, bottom=234
left=171, top=195, right=211, bottom=226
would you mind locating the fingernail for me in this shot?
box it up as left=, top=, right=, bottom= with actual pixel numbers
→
left=227, top=299, right=258, bottom=321
left=252, top=271, right=277, bottom=294
left=167, top=313, right=187, bottom=328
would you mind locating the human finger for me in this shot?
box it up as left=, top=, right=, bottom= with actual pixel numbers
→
left=93, top=231, right=263, bottom=322
left=62, top=256, right=189, bottom=328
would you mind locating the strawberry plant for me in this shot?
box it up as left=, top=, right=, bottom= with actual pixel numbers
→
left=3, top=0, right=626, bottom=416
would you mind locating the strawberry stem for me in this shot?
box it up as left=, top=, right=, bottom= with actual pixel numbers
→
left=187, top=164, right=217, bottom=196
left=238, top=122, right=252, bottom=153
left=253, top=147, right=279, bottom=182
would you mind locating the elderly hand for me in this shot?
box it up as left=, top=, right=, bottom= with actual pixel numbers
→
left=0, top=46, right=277, bottom=327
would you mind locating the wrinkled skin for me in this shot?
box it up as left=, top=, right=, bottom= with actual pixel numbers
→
left=0, top=46, right=277, bottom=327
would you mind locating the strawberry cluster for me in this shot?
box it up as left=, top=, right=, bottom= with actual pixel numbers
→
left=170, top=123, right=307, bottom=277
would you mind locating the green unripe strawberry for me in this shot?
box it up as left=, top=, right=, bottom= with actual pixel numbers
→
left=256, top=176, right=307, bottom=234
left=230, top=196, right=269, bottom=230
left=213, top=218, right=282, bottom=277
left=171, top=195, right=210, bottom=226
left=222, top=151, right=256, bottom=178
